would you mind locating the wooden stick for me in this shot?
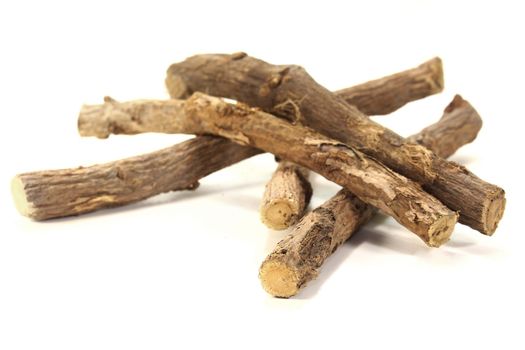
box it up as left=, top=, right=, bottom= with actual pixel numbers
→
left=166, top=53, right=505, bottom=235
left=167, top=56, right=444, bottom=114
left=334, top=57, right=443, bottom=115
left=260, top=161, right=312, bottom=230
left=14, top=63, right=445, bottom=221
left=78, top=93, right=458, bottom=247
left=260, top=95, right=482, bottom=297
left=12, top=136, right=260, bottom=220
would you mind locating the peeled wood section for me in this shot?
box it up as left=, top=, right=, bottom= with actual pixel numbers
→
left=166, top=53, right=505, bottom=234
left=260, top=95, right=483, bottom=297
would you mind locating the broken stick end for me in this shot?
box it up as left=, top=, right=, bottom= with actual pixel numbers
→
left=260, top=200, right=297, bottom=230
left=259, top=260, right=301, bottom=298
left=11, top=176, right=34, bottom=219
left=427, top=212, right=458, bottom=247
left=483, top=188, right=506, bottom=235
left=426, top=57, right=444, bottom=93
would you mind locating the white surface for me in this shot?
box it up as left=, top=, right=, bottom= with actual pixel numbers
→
left=0, top=1, right=523, bottom=349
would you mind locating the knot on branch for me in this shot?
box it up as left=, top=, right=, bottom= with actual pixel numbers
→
left=273, top=98, right=304, bottom=124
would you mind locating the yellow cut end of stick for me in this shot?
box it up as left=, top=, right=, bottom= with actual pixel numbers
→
left=11, top=176, right=33, bottom=218
left=427, top=213, right=458, bottom=247
left=260, top=200, right=296, bottom=230
left=259, top=260, right=301, bottom=298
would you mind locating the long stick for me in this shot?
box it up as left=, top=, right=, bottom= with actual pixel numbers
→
left=12, top=136, right=260, bottom=220
left=78, top=93, right=458, bottom=247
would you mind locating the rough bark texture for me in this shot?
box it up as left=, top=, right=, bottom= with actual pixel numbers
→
left=166, top=53, right=505, bottom=235
left=333, top=57, right=443, bottom=115
left=78, top=93, right=458, bottom=247
left=260, top=95, right=483, bottom=297
left=15, top=64, right=449, bottom=222
left=167, top=56, right=444, bottom=115
left=407, top=95, right=482, bottom=158
left=260, top=161, right=312, bottom=230
left=12, top=136, right=260, bottom=220
left=258, top=58, right=443, bottom=230
left=260, top=189, right=374, bottom=298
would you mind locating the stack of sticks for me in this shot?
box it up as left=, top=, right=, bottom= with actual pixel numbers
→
left=11, top=53, right=506, bottom=298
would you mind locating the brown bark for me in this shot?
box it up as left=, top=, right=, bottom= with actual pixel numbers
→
left=260, top=161, right=312, bottom=230
left=167, top=56, right=444, bottom=115
left=407, top=95, right=482, bottom=158
left=166, top=53, right=505, bottom=235
left=15, top=64, right=447, bottom=221
left=12, top=136, right=260, bottom=220
left=78, top=93, right=458, bottom=247
left=260, top=95, right=483, bottom=297
left=258, top=58, right=444, bottom=230
left=334, top=57, right=444, bottom=115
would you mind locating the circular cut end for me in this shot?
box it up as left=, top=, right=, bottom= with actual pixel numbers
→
left=11, top=176, right=33, bottom=218
left=259, top=260, right=300, bottom=298
left=260, top=200, right=296, bottom=230
left=483, top=189, right=506, bottom=235
left=427, top=213, right=458, bottom=247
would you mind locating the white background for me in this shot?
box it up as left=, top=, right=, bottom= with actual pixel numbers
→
left=1, top=1, right=523, bottom=349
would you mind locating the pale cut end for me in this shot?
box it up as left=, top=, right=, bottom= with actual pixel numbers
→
left=427, top=213, right=458, bottom=247
left=260, top=200, right=296, bottom=230
left=11, top=176, right=34, bottom=218
left=259, top=260, right=300, bottom=298
left=483, top=189, right=506, bottom=235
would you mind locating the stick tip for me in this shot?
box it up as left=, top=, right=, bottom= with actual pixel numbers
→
left=260, top=200, right=298, bottom=230
left=428, top=212, right=458, bottom=247
left=165, top=73, right=192, bottom=99
left=11, top=176, right=34, bottom=218
left=483, top=188, right=506, bottom=235
left=425, top=57, right=444, bottom=93
left=259, top=260, right=301, bottom=298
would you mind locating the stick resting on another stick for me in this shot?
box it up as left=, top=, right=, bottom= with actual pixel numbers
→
left=13, top=60, right=443, bottom=221
left=258, top=58, right=444, bottom=230
left=78, top=93, right=458, bottom=247
left=166, top=53, right=505, bottom=235
left=260, top=95, right=482, bottom=297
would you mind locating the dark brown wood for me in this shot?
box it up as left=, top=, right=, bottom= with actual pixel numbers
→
left=12, top=136, right=260, bottom=220
left=167, top=56, right=444, bottom=116
left=166, top=53, right=505, bottom=235
left=407, top=95, right=482, bottom=158
left=260, top=95, right=483, bottom=297
left=334, top=57, right=444, bottom=115
left=257, top=58, right=444, bottom=230
left=78, top=93, right=458, bottom=247
left=260, top=161, right=311, bottom=230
